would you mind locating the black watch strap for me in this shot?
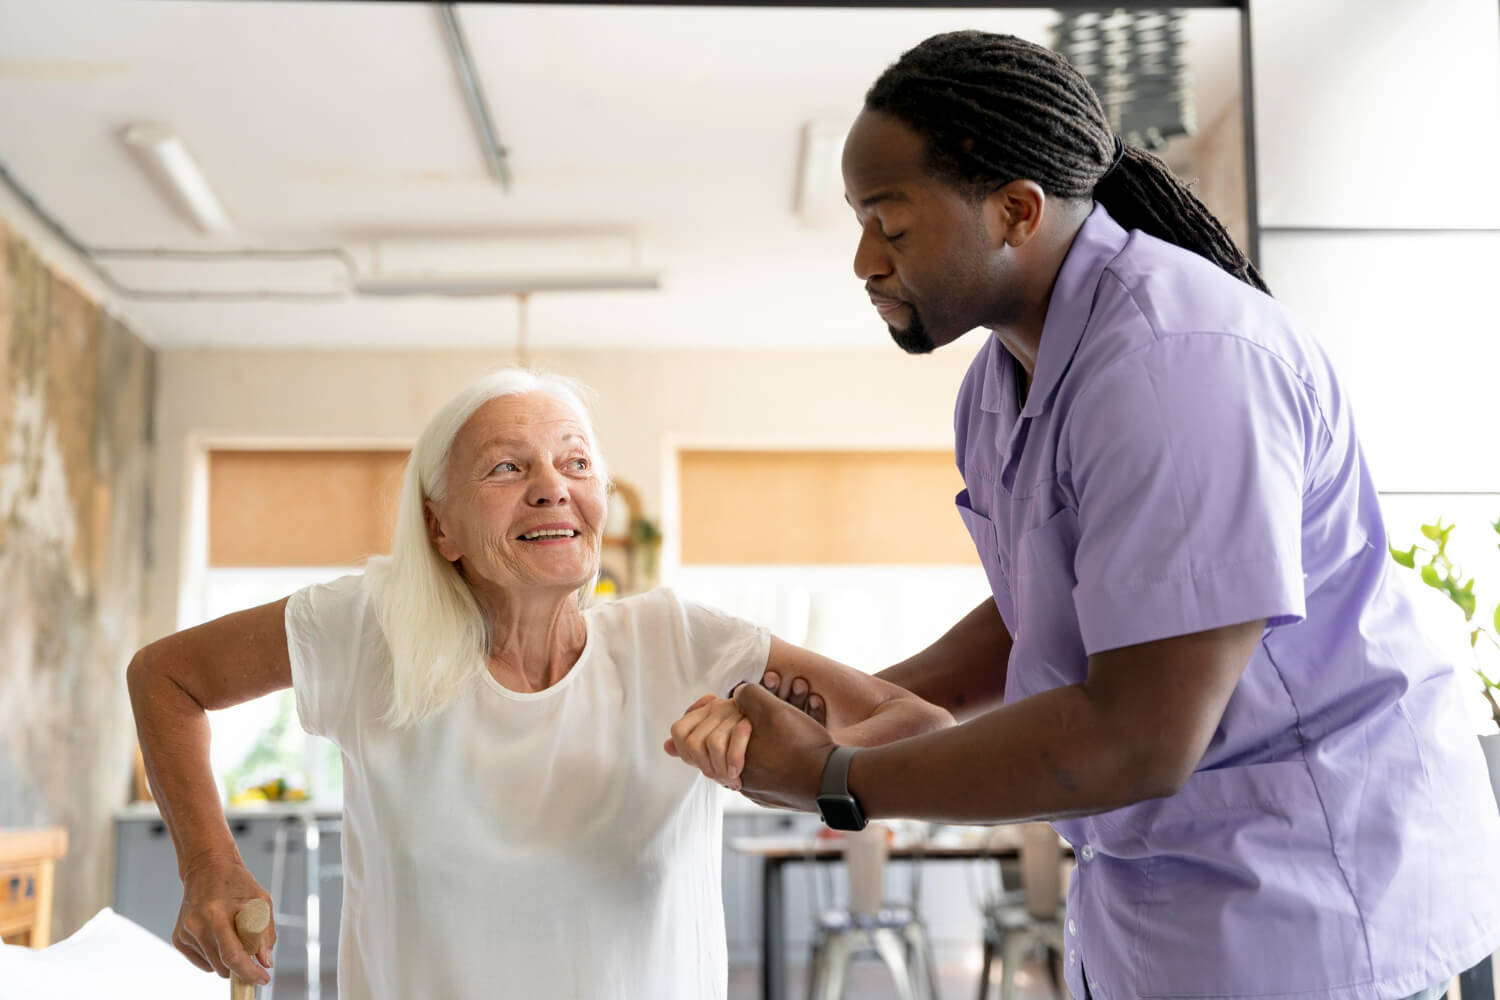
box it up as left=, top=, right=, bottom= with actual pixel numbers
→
left=819, top=745, right=860, bottom=798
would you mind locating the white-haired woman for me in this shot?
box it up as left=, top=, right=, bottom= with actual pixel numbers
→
left=128, top=368, right=953, bottom=1000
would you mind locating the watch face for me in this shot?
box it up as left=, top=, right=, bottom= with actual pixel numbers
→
left=817, top=793, right=867, bottom=832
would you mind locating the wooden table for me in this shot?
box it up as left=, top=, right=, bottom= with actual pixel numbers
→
left=0, top=827, right=68, bottom=948
left=730, top=832, right=1018, bottom=1000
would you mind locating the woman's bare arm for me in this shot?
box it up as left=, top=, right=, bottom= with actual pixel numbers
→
left=126, top=597, right=292, bottom=983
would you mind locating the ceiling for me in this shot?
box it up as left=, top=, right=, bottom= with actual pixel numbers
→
left=0, top=2, right=1243, bottom=350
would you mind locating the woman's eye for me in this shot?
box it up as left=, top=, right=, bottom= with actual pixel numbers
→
left=492, top=461, right=519, bottom=474
left=884, top=230, right=906, bottom=244
left=570, top=458, right=591, bottom=471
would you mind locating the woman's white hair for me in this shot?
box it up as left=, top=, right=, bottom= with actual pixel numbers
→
left=363, top=368, right=607, bottom=728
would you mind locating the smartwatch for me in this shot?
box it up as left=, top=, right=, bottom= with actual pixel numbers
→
left=816, top=745, right=868, bottom=831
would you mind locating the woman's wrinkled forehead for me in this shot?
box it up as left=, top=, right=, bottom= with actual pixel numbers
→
left=454, top=392, right=593, bottom=461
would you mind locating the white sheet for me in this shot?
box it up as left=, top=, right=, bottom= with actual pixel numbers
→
left=0, top=908, right=223, bottom=1000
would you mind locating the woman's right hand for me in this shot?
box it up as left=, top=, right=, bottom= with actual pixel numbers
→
left=174, top=855, right=275, bottom=985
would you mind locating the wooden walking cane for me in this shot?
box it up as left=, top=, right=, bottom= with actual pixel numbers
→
left=230, top=899, right=271, bottom=1000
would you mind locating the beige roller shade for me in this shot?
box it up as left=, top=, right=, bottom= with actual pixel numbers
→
left=678, top=449, right=976, bottom=566
left=208, top=450, right=409, bottom=567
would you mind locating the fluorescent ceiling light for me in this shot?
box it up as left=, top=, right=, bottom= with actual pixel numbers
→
left=362, top=232, right=638, bottom=280
left=355, top=272, right=660, bottom=297
left=120, top=123, right=233, bottom=235
left=354, top=233, right=657, bottom=296
left=795, top=120, right=847, bottom=227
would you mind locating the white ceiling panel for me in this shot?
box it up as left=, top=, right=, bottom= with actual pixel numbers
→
left=0, top=1, right=1244, bottom=349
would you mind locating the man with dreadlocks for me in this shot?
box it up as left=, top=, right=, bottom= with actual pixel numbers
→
left=727, top=30, right=1500, bottom=1000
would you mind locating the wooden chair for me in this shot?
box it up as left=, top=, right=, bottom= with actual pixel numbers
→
left=0, top=827, right=68, bottom=948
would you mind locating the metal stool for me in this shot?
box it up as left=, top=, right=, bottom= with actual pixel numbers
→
left=264, top=812, right=341, bottom=1000
left=976, top=823, right=1067, bottom=1000
left=804, top=823, right=941, bottom=1000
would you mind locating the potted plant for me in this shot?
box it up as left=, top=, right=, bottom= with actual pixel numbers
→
left=1389, top=515, right=1500, bottom=806
left=630, top=516, right=663, bottom=589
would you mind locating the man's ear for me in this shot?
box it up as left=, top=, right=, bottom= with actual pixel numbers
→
left=425, top=500, right=462, bottom=563
left=982, top=179, right=1047, bottom=249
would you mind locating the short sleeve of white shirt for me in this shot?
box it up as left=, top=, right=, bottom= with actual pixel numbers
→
left=1064, top=334, right=1318, bottom=653
left=284, top=573, right=374, bottom=747
left=649, top=589, right=771, bottom=698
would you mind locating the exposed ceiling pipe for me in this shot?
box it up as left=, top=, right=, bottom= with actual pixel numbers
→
left=436, top=4, right=513, bottom=192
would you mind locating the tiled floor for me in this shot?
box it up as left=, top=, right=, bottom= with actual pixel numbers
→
left=261, top=958, right=1063, bottom=1000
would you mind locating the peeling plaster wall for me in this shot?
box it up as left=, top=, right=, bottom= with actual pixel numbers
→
left=0, top=215, right=154, bottom=939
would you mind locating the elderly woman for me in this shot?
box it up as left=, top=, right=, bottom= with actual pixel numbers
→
left=127, top=368, right=952, bottom=1000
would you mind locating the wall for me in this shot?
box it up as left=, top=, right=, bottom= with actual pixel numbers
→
left=0, top=214, right=155, bottom=939
left=147, top=342, right=980, bottom=640
left=1250, top=0, right=1500, bottom=493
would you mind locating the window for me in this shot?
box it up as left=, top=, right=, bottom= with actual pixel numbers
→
left=197, top=449, right=407, bottom=804
left=672, top=449, right=988, bottom=670
left=1380, top=492, right=1500, bottom=732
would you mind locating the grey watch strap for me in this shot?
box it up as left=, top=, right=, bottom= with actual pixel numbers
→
left=819, top=745, right=860, bottom=798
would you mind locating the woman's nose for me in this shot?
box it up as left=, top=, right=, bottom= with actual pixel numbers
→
left=526, top=467, right=569, bottom=507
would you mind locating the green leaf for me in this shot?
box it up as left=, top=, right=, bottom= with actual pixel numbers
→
left=1454, top=590, right=1476, bottom=620
left=1421, top=520, right=1445, bottom=541
left=1420, top=564, right=1442, bottom=588
left=1490, top=517, right=1500, bottom=537
left=1474, top=628, right=1483, bottom=649
left=1388, top=543, right=1417, bottom=568
left=1494, top=604, right=1500, bottom=634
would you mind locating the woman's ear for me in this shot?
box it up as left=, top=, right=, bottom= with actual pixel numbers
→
left=425, top=500, right=463, bottom=563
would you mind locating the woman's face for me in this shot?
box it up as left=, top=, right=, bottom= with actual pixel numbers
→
left=426, top=391, right=606, bottom=597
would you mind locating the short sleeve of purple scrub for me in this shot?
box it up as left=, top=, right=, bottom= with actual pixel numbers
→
left=1063, top=313, right=1325, bottom=654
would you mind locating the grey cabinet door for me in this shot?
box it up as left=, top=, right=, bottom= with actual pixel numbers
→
left=114, top=815, right=341, bottom=976
left=113, top=817, right=190, bottom=942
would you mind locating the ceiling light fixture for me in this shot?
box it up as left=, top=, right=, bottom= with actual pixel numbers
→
left=354, top=272, right=660, bottom=297
left=794, top=120, right=847, bottom=227
left=120, top=123, right=233, bottom=235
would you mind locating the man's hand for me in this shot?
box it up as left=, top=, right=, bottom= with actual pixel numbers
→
left=664, top=671, right=831, bottom=788
left=732, top=682, right=839, bottom=813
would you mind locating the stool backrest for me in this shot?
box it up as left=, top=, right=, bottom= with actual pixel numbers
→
left=1019, top=822, right=1063, bottom=921
left=844, top=822, right=891, bottom=918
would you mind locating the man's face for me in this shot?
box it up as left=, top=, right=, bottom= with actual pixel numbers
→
left=841, top=109, right=1004, bottom=353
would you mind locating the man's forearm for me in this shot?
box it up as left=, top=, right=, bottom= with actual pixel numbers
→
left=128, top=655, right=244, bottom=878
left=832, top=698, right=954, bottom=749
left=847, top=682, right=1181, bottom=825
left=877, top=598, right=1013, bottom=720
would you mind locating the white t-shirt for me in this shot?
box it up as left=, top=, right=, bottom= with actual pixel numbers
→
left=283, top=577, right=770, bottom=1000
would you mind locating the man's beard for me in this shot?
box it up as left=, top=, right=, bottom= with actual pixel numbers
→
left=888, top=306, right=936, bottom=355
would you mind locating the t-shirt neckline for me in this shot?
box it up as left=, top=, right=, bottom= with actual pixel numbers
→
left=478, top=609, right=595, bottom=702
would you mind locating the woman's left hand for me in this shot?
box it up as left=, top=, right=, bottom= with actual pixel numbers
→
left=665, top=695, right=753, bottom=789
